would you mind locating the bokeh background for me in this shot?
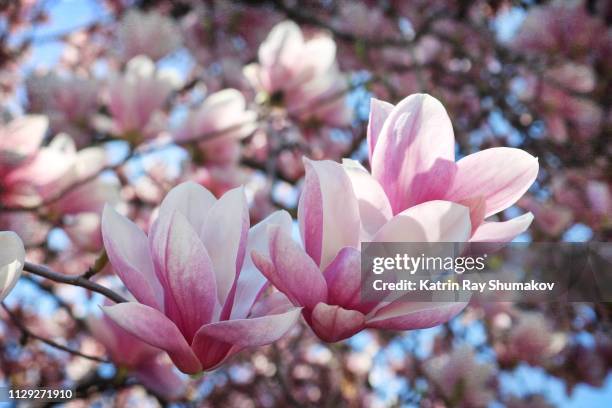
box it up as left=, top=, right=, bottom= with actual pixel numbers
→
left=0, top=0, right=610, bottom=406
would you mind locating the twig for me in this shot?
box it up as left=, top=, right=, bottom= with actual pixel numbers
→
left=80, top=250, right=108, bottom=280
left=23, top=262, right=128, bottom=304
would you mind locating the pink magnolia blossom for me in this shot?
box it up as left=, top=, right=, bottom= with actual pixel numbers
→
left=174, top=89, right=257, bottom=166
left=38, top=134, right=120, bottom=251
left=0, top=115, right=73, bottom=207
left=0, top=231, right=25, bottom=301
left=244, top=20, right=352, bottom=127
left=100, top=182, right=301, bottom=373
left=513, top=0, right=606, bottom=59
left=253, top=158, right=472, bottom=342
left=117, top=10, right=181, bottom=62
left=517, top=63, right=603, bottom=141
left=519, top=197, right=573, bottom=237
left=88, top=311, right=185, bottom=399
left=364, top=94, right=539, bottom=243
left=501, top=312, right=560, bottom=366
left=424, top=345, right=496, bottom=407
left=26, top=72, right=99, bottom=147
left=107, top=56, right=177, bottom=142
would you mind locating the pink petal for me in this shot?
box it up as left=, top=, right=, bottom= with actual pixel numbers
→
left=258, top=20, right=303, bottom=68
left=6, top=149, right=74, bottom=193
left=52, top=179, right=119, bottom=215
left=158, top=182, right=216, bottom=234
left=193, top=308, right=301, bottom=348
left=102, top=206, right=163, bottom=309
left=0, top=115, right=48, bottom=159
left=310, top=302, right=366, bottom=342
left=231, top=210, right=293, bottom=319
left=252, top=225, right=327, bottom=310
left=324, top=247, right=375, bottom=314
left=371, top=94, right=456, bottom=213
left=0, top=231, right=25, bottom=301
left=470, top=212, right=534, bottom=244
left=366, top=302, right=467, bottom=330
left=158, top=211, right=217, bottom=341
left=373, top=201, right=471, bottom=242
left=249, top=291, right=295, bottom=317
left=367, top=98, right=394, bottom=160
left=445, top=147, right=539, bottom=217
left=457, top=195, right=487, bottom=235
left=134, top=358, right=186, bottom=400
left=102, top=302, right=202, bottom=374
left=298, top=159, right=360, bottom=269
left=200, top=187, right=249, bottom=306
left=342, top=159, right=392, bottom=240
left=175, top=89, right=252, bottom=142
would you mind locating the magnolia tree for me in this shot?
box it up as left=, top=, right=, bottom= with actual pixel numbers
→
left=0, top=0, right=610, bottom=406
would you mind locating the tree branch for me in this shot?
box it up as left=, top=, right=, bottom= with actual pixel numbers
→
left=23, top=262, right=128, bottom=304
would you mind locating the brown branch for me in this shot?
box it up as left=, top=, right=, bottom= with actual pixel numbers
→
left=23, top=262, right=128, bottom=304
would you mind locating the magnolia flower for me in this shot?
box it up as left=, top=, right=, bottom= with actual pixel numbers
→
left=39, top=134, right=120, bottom=251
left=100, top=182, right=301, bottom=373
left=0, top=116, right=73, bottom=207
left=364, top=94, right=538, bottom=243
left=253, top=158, right=472, bottom=342
left=117, top=10, right=181, bottom=61
left=174, top=89, right=257, bottom=166
left=513, top=0, right=606, bottom=58
left=88, top=311, right=185, bottom=399
left=244, top=20, right=351, bottom=126
left=504, top=312, right=560, bottom=365
left=0, top=231, right=25, bottom=301
left=517, top=63, right=603, bottom=141
left=519, top=197, right=573, bottom=237
left=26, top=72, right=99, bottom=147
left=107, top=56, right=177, bottom=142
left=424, top=345, right=496, bottom=407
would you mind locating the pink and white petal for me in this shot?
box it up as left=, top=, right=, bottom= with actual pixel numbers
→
left=200, top=187, right=249, bottom=305
left=159, top=182, right=216, bottom=234
left=249, top=291, right=295, bottom=318
left=0, top=231, right=25, bottom=301
left=297, top=159, right=323, bottom=265
left=252, top=225, right=327, bottom=310
left=342, top=159, right=392, bottom=240
left=302, top=36, right=337, bottom=77
left=310, top=302, right=366, bottom=342
left=74, top=147, right=107, bottom=180
left=373, top=201, right=471, bottom=243
left=457, top=195, right=487, bottom=235
left=102, top=206, right=163, bottom=309
left=102, top=303, right=202, bottom=374
left=259, top=20, right=303, bottom=68
left=298, top=159, right=361, bottom=269
left=371, top=94, right=455, bottom=213
left=162, top=212, right=217, bottom=341
left=134, top=358, right=186, bottom=400
left=6, top=148, right=74, bottom=192
left=367, top=98, right=394, bottom=160
left=470, top=212, right=534, bottom=243
left=366, top=301, right=467, bottom=330
left=323, top=247, right=374, bottom=313
left=192, top=308, right=301, bottom=348
left=231, top=210, right=293, bottom=319
left=445, top=147, right=539, bottom=217
left=0, top=115, right=48, bottom=158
